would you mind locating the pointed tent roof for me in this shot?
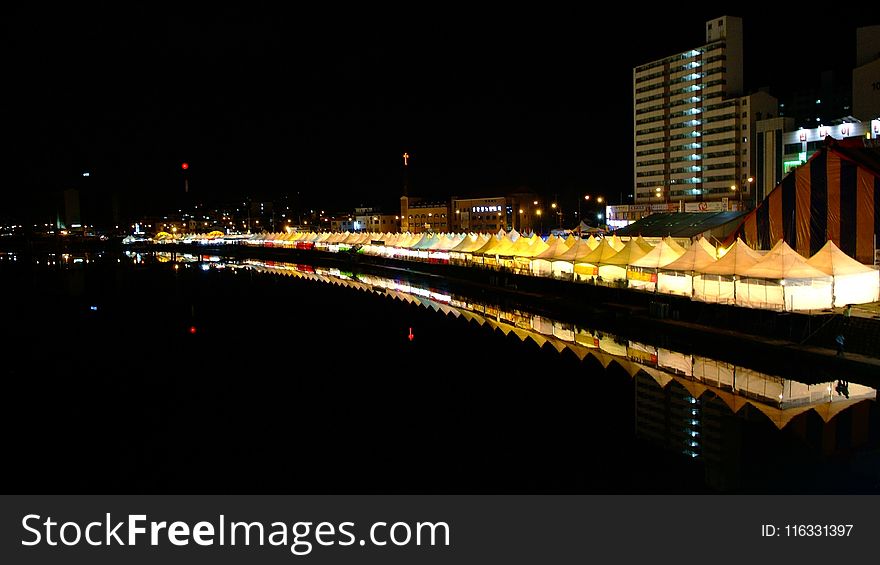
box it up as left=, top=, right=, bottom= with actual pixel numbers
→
left=629, top=236, right=687, bottom=269
left=603, top=236, right=655, bottom=266
left=451, top=233, right=491, bottom=253
left=434, top=232, right=467, bottom=251
left=579, top=237, right=625, bottom=265
left=743, top=239, right=831, bottom=279
left=700, top=238, right=763, bottom=276
left=806, top=240, right=877, bottom=276
left=503, top=234, right=549, bottom=258
left=564, top=234, right=579, bottom=247
left=403, top=233, right=428, bottom=249
left=412, top=233, right=439, bottom=250
left=585, top=234, right=600, bottom=250
left=607, top=234, right=625, bottom=251
left=472, top=233, right=508, bottom=255
left=533, top=236, right=572, bottom=260
left=485, top=234, right=517, bottom=256
left=696, top=237, right=717, bottom=257
left=554, top=238, right=600, bottom=263
left=660, top=240, right=718, bottom=272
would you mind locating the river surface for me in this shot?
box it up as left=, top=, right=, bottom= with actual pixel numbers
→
left=1, top=249, right=878, bottom=493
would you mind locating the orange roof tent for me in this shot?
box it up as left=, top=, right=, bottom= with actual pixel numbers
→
left=731, top=136, right=880, bottom=263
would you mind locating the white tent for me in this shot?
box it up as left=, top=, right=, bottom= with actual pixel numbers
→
left=576, top=238, right=621, bottom=281
left=599, top=236, right=654, bottom=281
left=738, top=240, right=833, bottom=311
left=696, top=237, right=717, bottom=258
left=806, top=240, right=880, bottom=307
left=628, top=237, right=686, bottom=291
left=550, top=238, right=596, bottom=279
left=531, top=237, right=573, bottom=277
left=656, top=240, right=718, bottom=296
left=694, top=238, right=762, bottom=304
left=449, top=233, right=490, bottom=263
left=606, top=234, right=625, bottom=251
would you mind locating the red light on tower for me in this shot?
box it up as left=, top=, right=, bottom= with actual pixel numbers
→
left=181, top=162, right=189, bottom=171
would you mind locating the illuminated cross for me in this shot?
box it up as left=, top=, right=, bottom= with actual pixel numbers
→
left=402, top=152, right=409, bottom=166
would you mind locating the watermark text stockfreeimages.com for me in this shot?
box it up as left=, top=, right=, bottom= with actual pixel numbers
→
left=22, top=513, right=450, bottom=556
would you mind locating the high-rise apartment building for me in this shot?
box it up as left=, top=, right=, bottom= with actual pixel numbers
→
left=633, top=16, right=777, bottom=206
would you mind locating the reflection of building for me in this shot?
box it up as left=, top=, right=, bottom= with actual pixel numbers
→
left=635, top=374, right=710, bottom=460
left=60, top=189, right=81, bottom=229
left=633, top=15, right=778, bottom=206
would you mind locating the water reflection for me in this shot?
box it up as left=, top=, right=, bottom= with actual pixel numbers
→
left=19, top=249, right=878, bottom=491
left=131, top=251, right=876, bottom=434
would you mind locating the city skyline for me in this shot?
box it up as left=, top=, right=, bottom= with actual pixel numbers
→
left=5, top=7, right=877, bottom=223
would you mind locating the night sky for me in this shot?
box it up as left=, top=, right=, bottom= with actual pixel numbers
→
left=5, top=7, right=877, bottom=221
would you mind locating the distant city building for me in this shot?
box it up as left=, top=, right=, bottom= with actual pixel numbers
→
left=451, top=197, right=508, bottom=233
left=754, top=117, right=796, bottom=203
left=352, top=207, right=400, bottom=233
left=607, top=199, right=748, bottom=230
left=400, top=197, right=449, bottom=233
left=633, top=16, right=778, bottom=207
left=779, top=70, right=852, bottom=129
left=777, top=118, right=879, bottom=175
left=853, top=25, right=880, bottom=121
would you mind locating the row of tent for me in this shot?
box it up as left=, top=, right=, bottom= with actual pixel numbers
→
left=150, top=228, right=880, bottom=311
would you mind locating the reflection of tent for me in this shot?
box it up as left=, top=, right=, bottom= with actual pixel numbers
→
left=806, top=240, right=880, bottom=306
left=734, top=136, right=880, bottom=263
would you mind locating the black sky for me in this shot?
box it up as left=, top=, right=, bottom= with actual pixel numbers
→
left=4, top=6, right=878, bottom=221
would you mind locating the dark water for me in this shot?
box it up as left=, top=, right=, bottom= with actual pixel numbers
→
left=2, top=250, right=878, bottom=493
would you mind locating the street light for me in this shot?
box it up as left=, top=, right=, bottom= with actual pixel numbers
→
left=747, top=176, right=755, bottom=208
left=551, top=202, right=562, bottom=228
left=578, top=194, right=605, bottom=234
